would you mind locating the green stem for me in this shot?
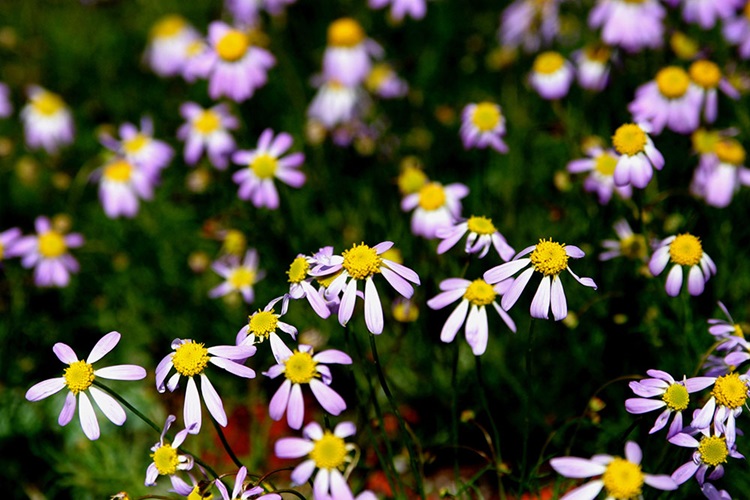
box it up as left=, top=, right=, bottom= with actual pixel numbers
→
left=451, top=341, right=460, bottom=491
left=519, top=319, right=536, bottom=495
left=274, top=489, right=308, bottom=500
left=475, top=356, right=506, bottom=500
left=210, top=412, right=244, bottom=469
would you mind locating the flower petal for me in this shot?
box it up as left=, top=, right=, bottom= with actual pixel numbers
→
left=26, top=377, right=66, bottom=401
left=95, top=364, right=147, bottom=381
left=87, top=331, right=121, bottom=364
left=89, top=386, right=126, bottom=425
left=78, top=392, right=100, bottom=440
left=200, top=373, right=227, bottom=427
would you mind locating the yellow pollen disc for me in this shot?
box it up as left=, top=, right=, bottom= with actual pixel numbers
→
left=655, top=66, right=690, bottom=99
left=187, top=484, right=213, bottom=500
left=668, top=234, right=703, bottom=267
left=691, top=129, right=720, bottom=155
left=342, top=243, right=382, bottom=280
left=602, top=457, right=644, bottom=499
left=594, top=152, right=618, bottom=176
left=365, top=63, right=391, bottom=92
left=397, top=165, right=428, bottom=195
left=619, top=234, right=647, bottom=260
left=38, top=231, right=67, bottom=258
left=463, top=279, right=497, bottom=307
left=222, top=230, right=246, bottom=256
left=194, top=110, right=221, bottom=134
left=216, top=30, right=249, bottom=62
left=229, top=267, right=256, bottom=289
left=327, top=18, right=365, bottom=47
left=316, top=269, right=342, bottom=288
left=612, top=124, right=647, bottom=156
left=698, top=435, right=729, bottom=467
left=471, top=102, right=501, bottom=132
left=715, top=139, right=746, bottom=165
left=250, top=153, right=278, bottom=179
left=287, top=256, right=310, bottom=284
left=63, top=360, right=95, bottom=395
left=418, top=182, right=447, bottom=211
left=151, top=15, right=186, bottom=39
left=467, top=215, right=496, bottom=235
left=530, top=239, right=568, bottom=276
left=103, top=160, right=134, bottom=183
left=171, top=341, right=209, bottom=377
left=734, top=324, right=745, bottom=338
left=123, top=134, right=148, bottom=155
left=248, top=310, right=278, bottom=339
left=689, top=60, right=721, bottom=89
left=532, top=51, right=565, bottom=75
left=32, top=91, right=65, bottom=116
left=151, top=444, right=180, bottom=476
left=662, top=383, right=689, bottom=411
left=712, top=373, right=748, bottom=409
left=284, top=350, right=318, bottom=384
left=310, top=431, right=348, bottom=470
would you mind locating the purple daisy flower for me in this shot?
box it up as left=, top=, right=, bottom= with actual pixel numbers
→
left=13, top=216, right=84, bottom=288
left=93, top=157, right=155, bottom=219
left=649, top=233, right=716, bottom=297
left=529, top=51, right=574, bottom=100
left=589, top=0, right=665, bottom=53
left=628, top=66, right=703, bottom=135
left=178, top=102, right=239, bottom=170
left=436, top=215, right=515, bottom=260
left=144, top=15, right=200, bottom=78
left=611, top=122, right=664, bottom=189
left=460, top=102, right=508, bottom=153
left=670, top=428, right=744, bottom=486
left=145, top=415, right=195, bottom=489
left=690, top=372, right=750, bottom=447
left=567, top=145, right=632, bottom=205
left=401, top=181, right=469, bottom=239
left=209, top=249, right=265, bottom=304
left=323, top=18, right=382, bottom=87
left=100, top=116, right=174, bottom=180
left=21, top=85, right=74, bottom=154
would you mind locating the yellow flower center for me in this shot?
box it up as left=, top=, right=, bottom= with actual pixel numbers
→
left=123, top=134, right=148, bottom=155
left=38, top=231, right=67, bottom=258
left=151, top=15, right=186, bottom=39
left=365, top=63, right=391, bottom=92
left=463, top=279, right=496, bottom=307
left=229, top=268, right=255, bottom=289
left=393, top=299, right=419, bottom=322
left=467, top=215, right=496, bottom=235
left=216, top=30, right=249, bottom=62
left=530, top=239, right=568, bottom=276
left=287, top=256, right=310, bottom=284
left=187, top=483, right=214, bottom=500
left=715, top=139, right=746, bottom=165
left=250, top=153, right=278, bottom=179
left=310, top=431, right=348, bottom=469
left=533, top=51, right=565, bottom=75
left=342, top=243, right=381, bottom=280
left=327, top=18, right=365, bottom=47
left=689, top=60, right=721, bottom=89
left=745, top=1, right=750, bottom=20
left=671, top=31, right=699, bottom=59
left=63, top=360, right=95, bottom=395
left=0, top=242, right=4, bottom=260
left=248, top=310, right=278, bottom=340
left=316, top=269, right=342, bottom=288
left=619, top=234, right=647, bottom=260
left=602, top=457, right=644, bottom=499
left=103, top=160, right=134, bottom=183
left=692, top=129, right=720, bottom=155
left=418, top=182, right=446, bottom=211
left=397, top=165, right=428, bottom=195
left=222, top=230, right=246, bottom=256
left=594, top=152, right=618, bottom=176
left=32, top=91, right=65, bottom=116
left=668, top=234, right=703, bottom=267
left=172, top=341, right=209, bottom=377
left=194, top=110, right=221, bottom=134
left=612, top=124, right=647, bottom=156
left=712, top=373, right=748, bottom=409
left=151, top=444, right=180, bottom=476
left=655, top=66, right=690, bottom=99
left=734, top=324, right=745, bottom=338
left=471, top=102, right=501, bottom=132
left=662, top=383, right=689, bottom=411
left=284, top=350, right=318, bottom=384
left=698, top=435, right=729, bottom=467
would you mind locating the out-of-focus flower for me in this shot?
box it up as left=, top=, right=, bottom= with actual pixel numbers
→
left=224, top=0, right=261, bottom=26
left=672, top=0, right=743, bottom=29
left=25, top=331, right=147, bottom=440
left=460, top=102, right=508, bottom=153
left=100, top=117, right=174, bottom=180
left=369, top=0, right=426, bottom=21
left=628, top=66, right=702, bottom=135
left=588, top=0, right=665, bottom=53
left=21, top=86, right=74, bottom=154
left=144, top=415, right=194, bottom=489
left=0, top=82, right=12, bottom=117
left=0, top=227, right=21, bottom=262
left=392, top=297, right=419, bottom=322
left=323, top=18, right=382, bottom=86
left=436, top=215, right=515, bottom=260
left=13, top=216, right=84, bottom=287
left=498, top=0, right=561, bottom=53
left=484, top=239, right=597, bottom=321
left=688, top=60, right=740, bottom=124
left=670, top=428, right=743, bottom=486
left=307, top=77, right=367, bottom=130
left=529, top=51, right=574, bottom=100
left=396, top=159, right=428, bottom=196
left=574, top=45, right=610, bottom=92
left=567, top=145, right=632, bottom=204
left=691, top=137, right=750, bottom=208
left=611, top=122, right=664, bottom=189
left=365, top=63, right=408, bottom=98
left=144, top=15, right=200, bottom=77
left=649, top=233, right=716, bottom=297
left=400, top=180, right=469, bottom=239
left=178, top=102, right=238, bottom=170
left=216, top=465, right=282, bottom=499
left=599, top=219, right=648, bottom=261
left=210, top=249, right=266, bottom=304
left=93, top=157, right=154, bottom=219
left=723, top=5, right=750, bottom=59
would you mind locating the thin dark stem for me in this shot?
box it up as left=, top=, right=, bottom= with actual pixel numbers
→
left=275, top=489, right=307, bottom=499
left=519, top=319, right=536, bottom=495
left=475, top=356, right=506, bottom=500
left=451, top=341, right=460, bottom=490
left=210, top=412, right=244, bottom=469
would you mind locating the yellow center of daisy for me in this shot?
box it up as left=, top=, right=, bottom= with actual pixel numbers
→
left=366, top=63, right=391, bottom=91
left=63, top=360, right=95, bottom=395
left=698, top=435, right=729, bottom=467
left=612, top=124, right=647, bottom=156
left=187, top=484, right=213, bottom=500
left=229, top=267, right=256, bottom=289
left=467, top=216, right=496, bottom=235
left=327, top=18, right=365, bottom=47
left=342, top=243, right=381, bottom=280
left=692, top=129, right=720, bottom=155
left=284, top=350, right=318, bottom=384
left=712, top=373, right=748, bottom=409
left=471, top=102, right=501, bottom=132
left=247, top=310, right=278, bottom=340
left=418, top=182, right=446, bottom=211
left=393, top=299, right=419, bottom=322
left=287, top=256, right=310, bottom=284
left=602, top=457, right=644, bottom=499
left=172, top=341, right=209, bottom=377
left=397, top=165, right=428, bottom=195
left=222, top=230, right=246, bottom=256
left=619, top=234, right=647, bottom=260
left=103, top=160, right=134, bottom=183
left=310, top=431, right=348, bottom=470
left=151, top=15, right=186, bottom=39
left=689, top=60, right=721, bottom=89
left=216, top=30, right=249, bottom=62
left=463, top=279, right=496, bottom=306
left=151, top=444, right=180, bottom=476
left=32, top=91, right=65, bottom=116
left=530, top=239, right=568, bottom=276
left=715, top=139, right=746, bottom=165
left=734, top=324, right=745, bottom=338
left=655, top=67, right=690, bottom=99
left=668, top=234, right=702, bottom=266
left=194, top=110, right=221, bottom=134
left=250, top=153, right=278, bottom=179
left=594, top=152, right=618, bottom=176
left=533, top=51, right=565, bottom=75
left=662, top=383, right=689, bottom=411
left=745, top=1, right=750, bottom=21
left=38, top=231, right=67, bottom=258
left=316, top=269, right=342, bottom=288
left=123, top=134, right=148, bottom=155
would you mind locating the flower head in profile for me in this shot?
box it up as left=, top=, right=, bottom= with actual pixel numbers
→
left=144, top=415, right=194, bottom=489
left=436, top=215, right=515, bottom=261
left=599, top=219, right=648, bottom=261
left=25, top=331, right=147, bottom=440
left=368, top=0, right=426, bottom=22
left=232, top=129, right=306, bottom=209
left=307, top=76, right=367, bottom=131
left=529, top=51, right=574, bottom=100
left=688, top=60, right=740, bottom=124
left=100, top=117, right=174, bottom=180
left=178, top=102, right=239, bottom=170
left=215, top=465, right=282, bottom=500
left=284, top=253, right=333, bottom=319
left=144, top=15, right=200, bottom=77
left=210, top=249, right=265, bottom=304
left=574, top=45, right=611, bottom=92
left=628, top=66, right=702, bottom=135
left=400, top=180, right=469, bottom=239
left=323, top=18, right=382, bottom=86
left=94, top=157, right=155, bottom=219
left=460, top=102, right=508, bottom=153
left=483, top=238, right=597, bottom=321
left=588, top=0, right=665, bottom=53
left=669, top=428, right=744, bottom=486
left=691, top=137, right=750, bottom=208
left=611, top=122, right=664, bottom=189
left=236, top=297, right=299, bottom=358
left=13, top=216, right=84, bottom=288
left=21, top=85, right=74, bottom=154
left=550, top=441, right=678, bottom=499
left=567, top=143, right=632, bottom=205
left=155, top=338, right=257, bottom=433
left=649, top=233, right=716, bottom=297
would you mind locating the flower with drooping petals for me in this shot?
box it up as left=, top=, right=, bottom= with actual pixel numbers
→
left=307, top=78, right=367, bottom=130
left=400, top=180, right=469, bottom=239
left=210, top=249, right=266, bottom=304
left=689, top=60, right=740, bottom=124
left=284, top=253, right=333, bottom=319
left=145, top=415, right=195, bottom=489
left=232, top=129, right=306, bottom=209
left=691, top=137, right=750, bottom=208
left=599, top=219, right=648, bottom=261
left=323, top=18, right=382, bottom=86
left=649, top=233, right=716, bottom=297
left=483, top=238, right=597, bottom=321
left=529, top=51, right=574, bottom=100
left=144, top=15, right=200, bottom=77
left=670, top=427, right=744, bottom=486
left=689, top=372, right=750, bottom=447
left=460, top=102, right=508, bottom=153
left=155, top=338, right=257, bottom=433
left=611, top=122, right=664, bottom=189
left=25, top=331, right=147, bottom=440
left=236, top=296, right=299, bottom=358
left=93, top=157, right=155, bottom=219
left=498, top=0, right=561, bottom=53
left=100, top=117, right=174, bottom=180
left=628, top=66, right=703, bottom=135
left=574, top=45, right=611, bottom=92
left=21, top=85, right=74, bottom=154
left=178, top=102, right=239, bottom=170
left=436, top=215, right=515, bottom=260
left=215, top=465, right=282, bottom=500
left=13, top=216, right=84, bottom=288
left=567, top=144, right=632, bottom=205
left=588, top=0, right=665, bottom=53
left=368, top=0, right=426, bottom=21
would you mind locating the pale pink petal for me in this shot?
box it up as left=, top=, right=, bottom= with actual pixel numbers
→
left=58, top=391, right=77, bottom=426
left=275, top=438, right=314, bottom=459
left=89, top=386, right=126, bottom=425
left=364, top=277, right=384, bottom=334
left=87, top=331, right=121, bottom=364
left=665, top=265, right=684, bottom=297
left=78, top=392, right=100, bottom=440
left=53, top=343, right=78, bottom=364
left=269, top=380, right=292, bottom=421
left=440, top=299, right=469, bottom=343
left=560, top=479, right=604, bottom=500
left=95, top=364, right=147, bottom=380
left=200, top=373, right=227, bottom=426
left=338, top=279, right=358, bottom=326
left=26, top=377, right=66, bottom=401
left=530, top=276, right=552, bottom=319
left=310, top=379, right=347, bottom=415
left=184, top=377, right=202, bottom=433
left=287, top=383, right=305, bottom=429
